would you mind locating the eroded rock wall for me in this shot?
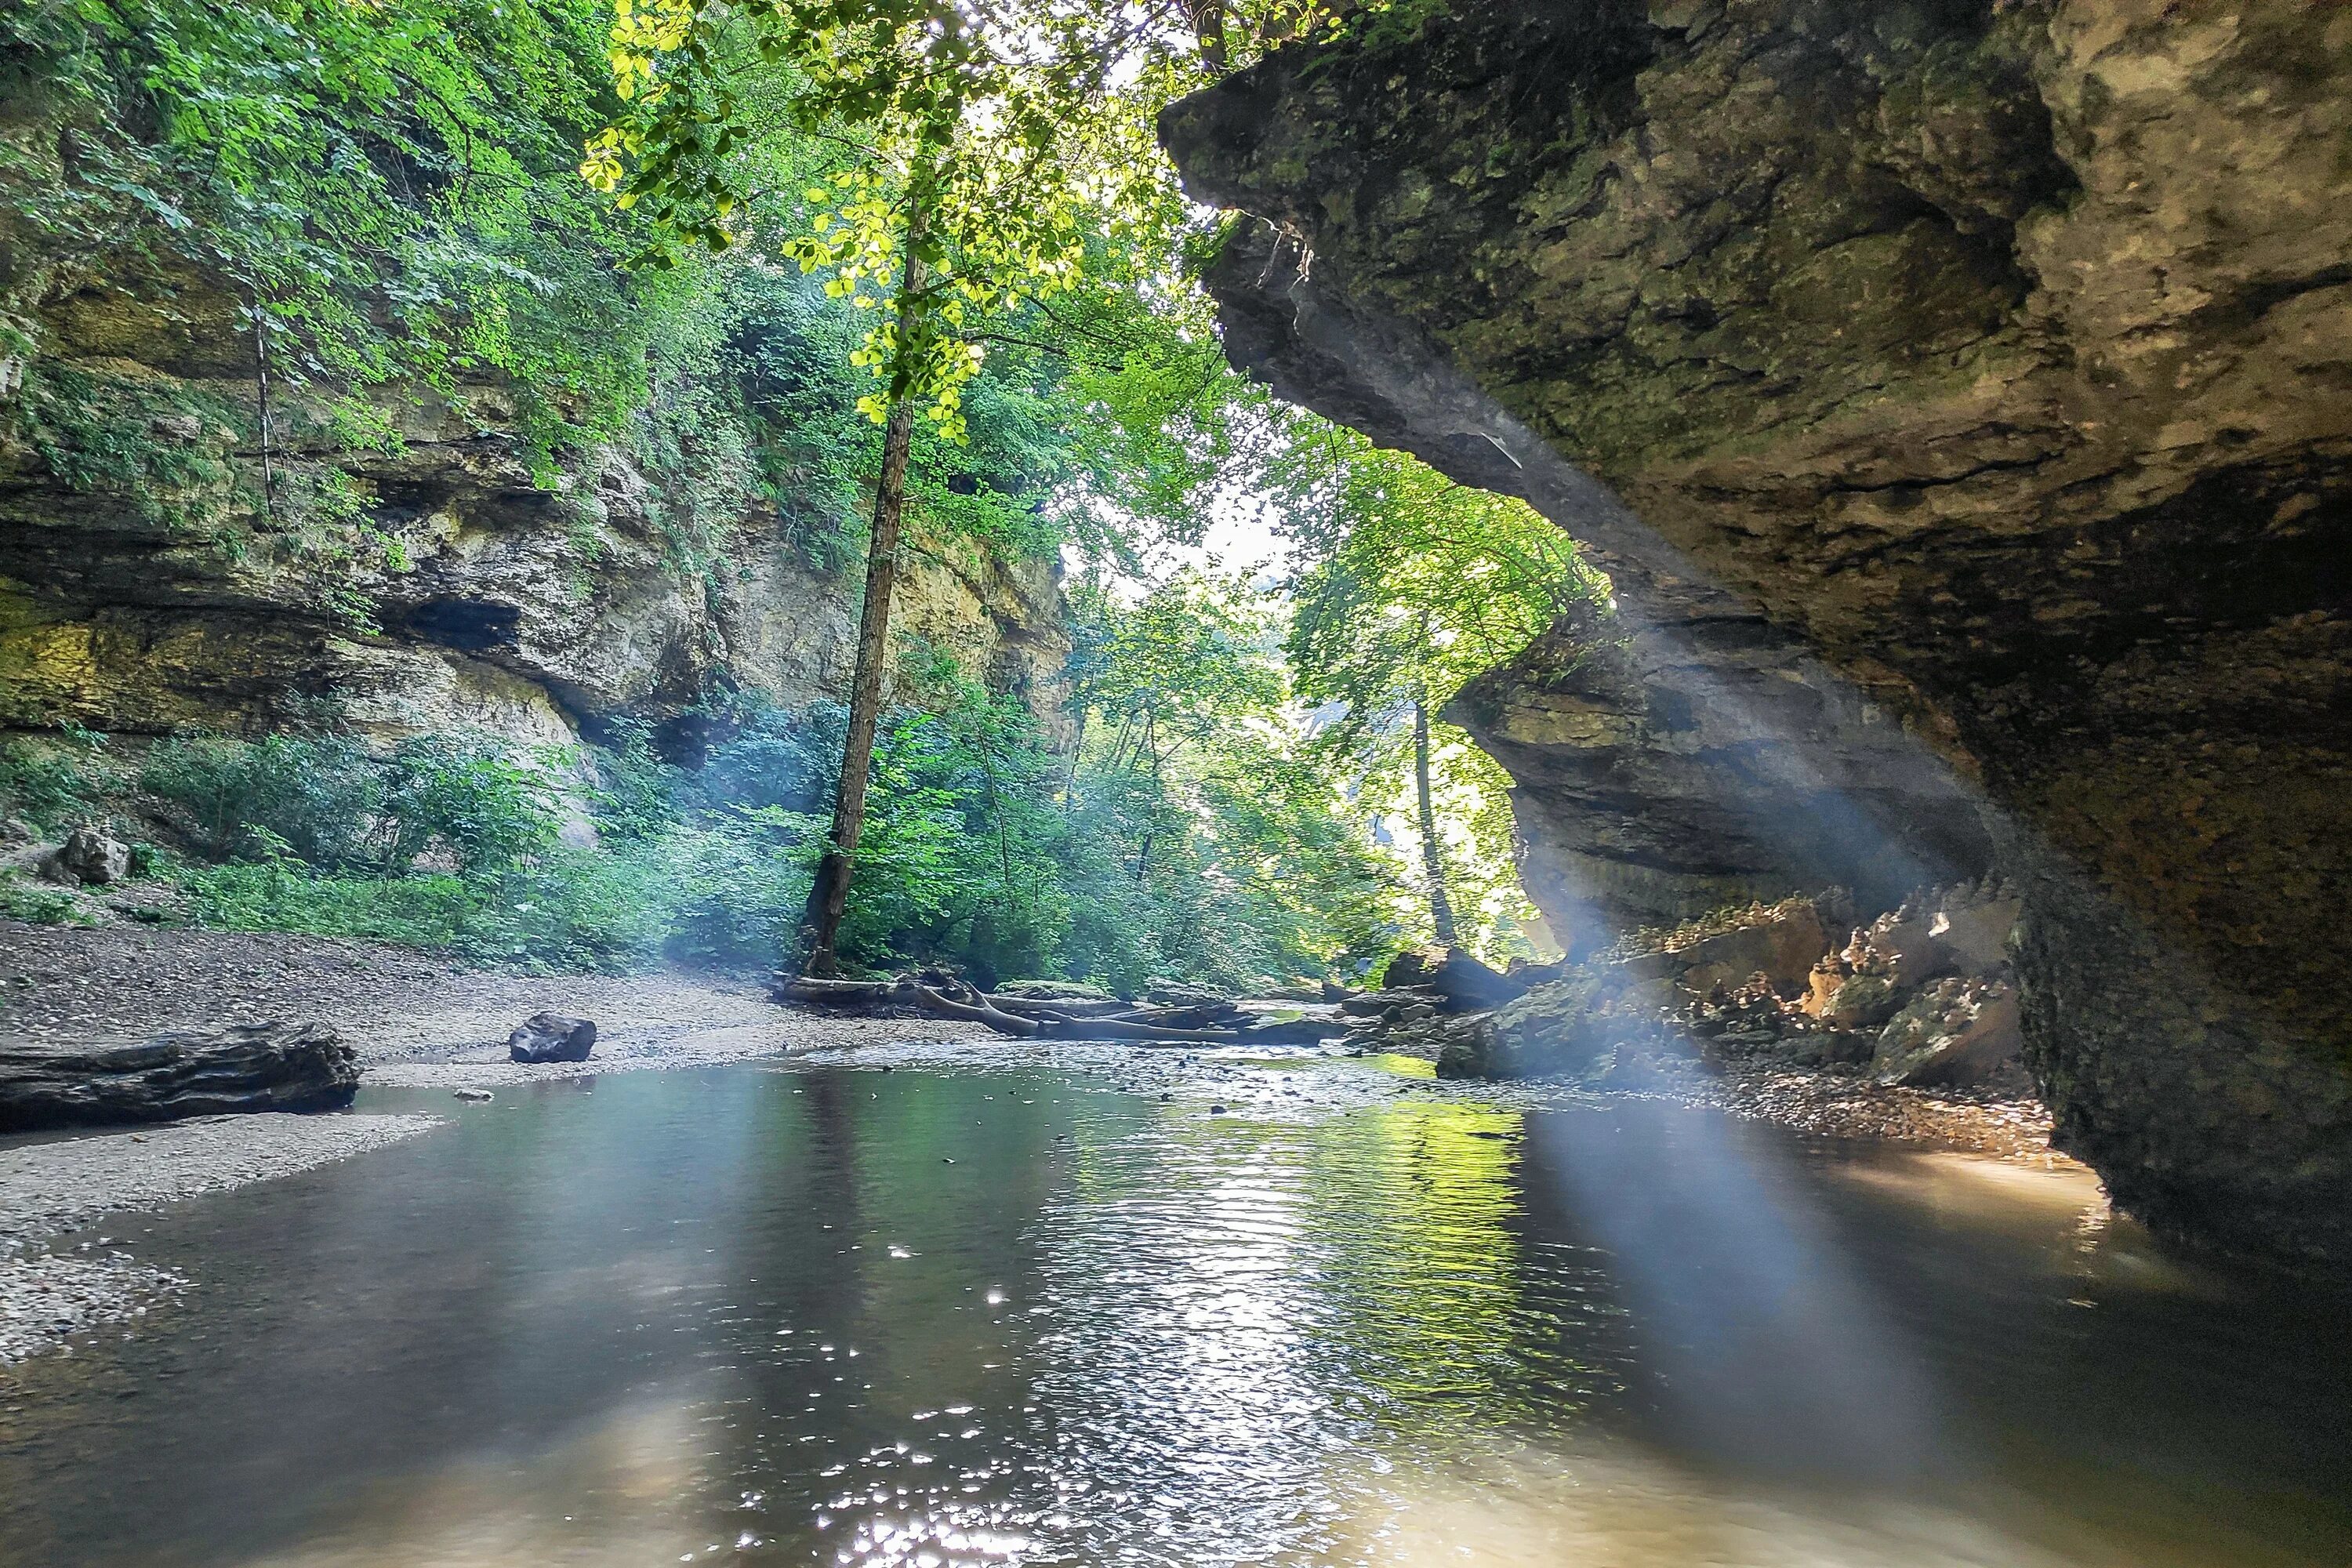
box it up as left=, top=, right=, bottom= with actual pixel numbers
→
left=1164, top=0, right=2352, bottom=1263
left=0, top=266, right=1069, bottom=750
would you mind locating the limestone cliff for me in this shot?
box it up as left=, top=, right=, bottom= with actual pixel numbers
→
left=1164, top=0, right=2352, bottom=1263
left=0, top=264, right=1069, bottom=751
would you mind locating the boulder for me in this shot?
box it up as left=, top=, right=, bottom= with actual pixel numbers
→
left=1341, top=988, right=1422, bottom=1017
left=1425, top=948, right=1529, bottom=1010
left=1438, top=968, right=1671, bottom=1083
left=1380, top=947, right=1444, bottom=989
left=1871, top=980, right=2024, bottom=1089
left=1823, top=973, right=1900, bottom=1031
left=1620, top=902, right=1829, bottom=1004
left=1504, top=955, right=1569, bottom=987
left=46, top=828, right=129, bottom=887
left=1800, top=955, right=1849, bottom=1017
left=1843, top=891, right=2019, bottom=991
left=1929, top=897, right=2020, bottom=977
left=506, top=1013, right=597, bottom=1063
left=0, top=1022, right=358, bottom=1130
left=1385, top=946, right=1528, bottom=1010
left=1236, top=1015, right=1348, bottom=1046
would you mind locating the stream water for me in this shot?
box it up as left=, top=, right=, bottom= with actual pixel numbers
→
left=2, top=1052, right=2348, bottom=1567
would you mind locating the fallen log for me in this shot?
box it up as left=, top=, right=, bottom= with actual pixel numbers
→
left=0, top=1022, right=358, bottom=1131
left=771, top=975, right=902, bottom=1005
left=913, top=985, right=1042, bottom=1036
left=982, top=994, right=1137, bottom=1020
left=1093, top=1004, right=1234, bottom=1030
left=780, top=975, right=1250, bottom=1044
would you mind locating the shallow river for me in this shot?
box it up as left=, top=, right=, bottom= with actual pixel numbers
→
left=3, top=1051, right=2349, bottom=1567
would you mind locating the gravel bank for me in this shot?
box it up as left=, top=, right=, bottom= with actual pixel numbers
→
left=0, top=921, right=785, bottom=1061
left=0, top=925, right=992, bottom=1368
left=0, top=1112, right=443, bottom=1367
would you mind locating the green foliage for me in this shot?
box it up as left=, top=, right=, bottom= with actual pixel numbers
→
left=0, top=873, right=85, bottom=927
left=172, top=849, right=671, bottom=973
left=140, top=731, right=561, bottom=873
left=1053, top=575, right=1408, bottom=989
left=6, top=365, right=247, bottom=535
left=2, top=0, right=1579, bottom=982
left=0, top=728, right=118, bottom=831
left=587, top=0, right=1174, bottom=440
left=1267, top=423, right=1606, bottom=961
left=1277, top=426, right=1604, bottom=726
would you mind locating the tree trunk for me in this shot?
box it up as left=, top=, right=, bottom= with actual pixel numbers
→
left=797, top=182, right=933, bottom=977
left=1186, top=0, right=1229, bottom=73
left=1413, top=695, right=1458, bottom=946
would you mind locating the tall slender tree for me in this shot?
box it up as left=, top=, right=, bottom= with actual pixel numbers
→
left=1409, top=681, right=1458, bottom=946
left=587, top=0, right=1156, bottom=971
left=1279, top=426, right=1604, bottom=954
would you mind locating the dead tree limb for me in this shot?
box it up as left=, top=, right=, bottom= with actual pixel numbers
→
left=913, top=985, right=1043, bottom=1036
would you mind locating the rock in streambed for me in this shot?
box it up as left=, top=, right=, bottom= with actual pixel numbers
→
left=507, top=1013, right=597, bottom=1063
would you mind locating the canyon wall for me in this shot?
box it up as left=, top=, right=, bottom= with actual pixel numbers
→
left=1163, top=0, right=2352, bottom=1263
left=0, top=265, right=1068, bottom=753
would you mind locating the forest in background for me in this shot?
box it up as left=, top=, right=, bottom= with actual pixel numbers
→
left=0, top=0, right=1600, bottom=989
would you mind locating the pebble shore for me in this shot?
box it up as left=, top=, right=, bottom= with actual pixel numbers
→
left=0, top=1112, right=443, bottom=1366
left=0, top=921, right=997, bottom=1369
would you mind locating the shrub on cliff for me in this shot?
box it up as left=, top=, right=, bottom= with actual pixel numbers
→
left=0, top=731, right=118, bottom=833
left=141, top=732, right=562, bottom=875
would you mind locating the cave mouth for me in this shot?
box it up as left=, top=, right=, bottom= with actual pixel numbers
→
left=398, top=597, right=524, bottom=653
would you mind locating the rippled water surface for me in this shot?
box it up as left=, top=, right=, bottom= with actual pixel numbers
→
left=3, top=1054, right=2349, bottom=1567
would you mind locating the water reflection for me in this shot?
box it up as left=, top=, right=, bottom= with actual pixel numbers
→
left=0, top=1062, right=2346, bottom=1568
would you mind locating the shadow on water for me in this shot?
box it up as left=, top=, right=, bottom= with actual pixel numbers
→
left=0, top=1060, right=2347, bottom=1568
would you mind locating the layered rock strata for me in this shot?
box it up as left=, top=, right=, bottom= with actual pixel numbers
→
left=1164, top=0, right=2352, bottom=1262
left=0, top=267, right=1068, bottom=749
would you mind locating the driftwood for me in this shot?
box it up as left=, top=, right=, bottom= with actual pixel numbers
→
left=982, top=994, right=1138, bottom=1020
left=0, top=1022, right=358, bottom=1131
left=773, top=975, right=901, bottom=1004
left=774, top=973, right=1274, bottom=1044
left=913, top=985, right=1043, bottom=1036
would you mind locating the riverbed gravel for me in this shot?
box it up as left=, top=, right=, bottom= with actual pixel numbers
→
left=0, top=1112, right=444, bottom=1367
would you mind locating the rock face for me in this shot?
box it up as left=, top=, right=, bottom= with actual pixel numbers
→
left=1446, top=884, right=2024, bottom=1086
left=0, top=264, right=1069, bottom=750
left=0, top=1021, right=358, bottom=1129
left=506, top=1013, right=597, bottom=1064
left=1163, top=1, right=2352, bottom=1264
